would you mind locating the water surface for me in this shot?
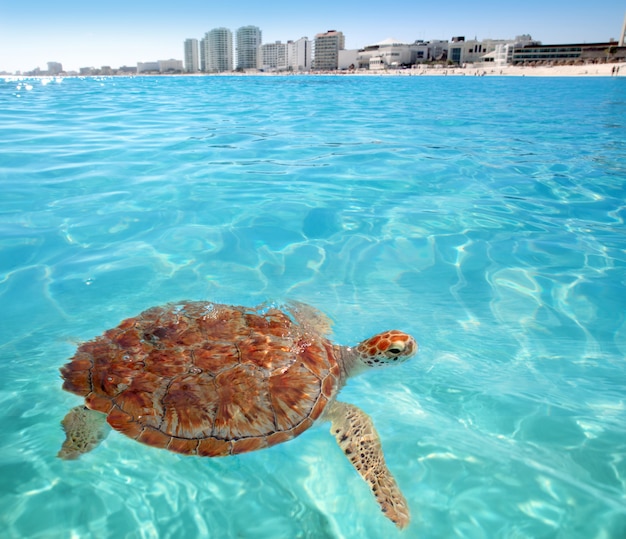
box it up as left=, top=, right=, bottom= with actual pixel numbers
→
left=1, top=75, right=625, bottom=538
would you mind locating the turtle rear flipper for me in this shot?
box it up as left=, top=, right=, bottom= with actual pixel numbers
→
left=58, top=406, right=109, bottom=460
left=327, top=400, right=410, bottom=529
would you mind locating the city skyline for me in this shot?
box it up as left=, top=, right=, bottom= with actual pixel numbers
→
left=1, top=0, right=624, bottom=73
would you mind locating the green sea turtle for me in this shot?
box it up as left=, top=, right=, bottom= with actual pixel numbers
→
left=59, top=301, right=418, bottom=528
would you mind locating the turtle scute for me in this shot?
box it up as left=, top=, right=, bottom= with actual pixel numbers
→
left=60, top=301, right=341, bottom=456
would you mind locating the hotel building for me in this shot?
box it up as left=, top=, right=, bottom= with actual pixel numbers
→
left=137, top=59, right=183, bottom=74
left=184, top=39, right=199, bottom=73
left=258, top=41, right=288, bottom=71
left=47, top=62, right=63, bottom=75
left=236, top=26, right=262, bottom=70
left=313, top=30, right=345, bottom=70
left=446, top=36, right=534, bottom=66
left=258, top=37, right=312, bottom=72
left=510, top=41, right=626, bottom=65
left=356, top=39, right=430, bottom=70
left=201, top=28, right=233, bottom=73
left=288, top=37, right=312, bottom=71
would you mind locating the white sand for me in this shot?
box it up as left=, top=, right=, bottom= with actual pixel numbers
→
left=366, top=63, right=626, bottom=77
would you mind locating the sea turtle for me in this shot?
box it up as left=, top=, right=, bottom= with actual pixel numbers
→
left=59, top=301, right=418, bottom=528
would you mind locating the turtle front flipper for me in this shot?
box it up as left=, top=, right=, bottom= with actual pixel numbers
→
left=58, top=406, right=109, bottom=460
left=327, top=401, right=410, bottom=529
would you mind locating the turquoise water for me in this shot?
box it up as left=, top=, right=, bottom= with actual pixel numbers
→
left=1, top=74, right=625, bottom=538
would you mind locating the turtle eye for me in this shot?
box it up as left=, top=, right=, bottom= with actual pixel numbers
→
left=388, top=347, right=403, bottom=355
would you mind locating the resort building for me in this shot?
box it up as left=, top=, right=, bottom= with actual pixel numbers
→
left=510, top=41, right=626, bottom=65
left=137, top=60, right=183, bottom=74
left=447, top=36, right=520, bottom=65
left=200, top=36, right=207, bottom=72
left=236, top=26, right=262, bottom=70
left=338, top=49, right=359, bottom=70
left=201, top=28, right=234, bottom=73
left=158, top=59, right=184, bottom=73
left=257, top=37, right=312, bottom=72
left=428, top=40, right=449, bottom=62
left=288, top=37, right=312, bottom=71
left=356, top=39, right=430, bottom=70
left=47, top=62, right=63, bottom=75
left=118, top=66, right=137, bottom=75
left=313, top=30, right=345, bottom=70
left=137, top=61, right=160, bottom=74
left=258, top=41, right=289, bottom=71
left=184, top=39, right=199, bottom=73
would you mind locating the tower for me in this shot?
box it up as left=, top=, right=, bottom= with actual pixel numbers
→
left=313, top=30, right=345, bottom=70
left=236, top=26, right=262, bottom=70
left=203, top=28, right=233, bottom=73
left=184, top=39, right=199, bottom=73
left=288, top=37, right=312, bottom=71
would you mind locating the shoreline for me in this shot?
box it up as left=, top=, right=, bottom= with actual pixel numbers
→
left=315, top=62, right=626, bottom=77
left=5, top=62, right=625, bottom=79
left=399, top=62, right=626, bottom=77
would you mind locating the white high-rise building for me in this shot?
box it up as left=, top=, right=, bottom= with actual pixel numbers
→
left=202, top=28, right=233, bottom=73
left=200, top=36, right=208, bottom=72
left=287, top=37, right=312, bottom=71
left=236, top=26, right=262, bottom=70
left=184, top=39, right=199, bottom=73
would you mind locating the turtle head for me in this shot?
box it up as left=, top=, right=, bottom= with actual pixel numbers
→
left=355, top=330, right=418, bottom=369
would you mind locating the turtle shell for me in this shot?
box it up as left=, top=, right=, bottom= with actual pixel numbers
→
left=60, top=301, right=341, bottom=456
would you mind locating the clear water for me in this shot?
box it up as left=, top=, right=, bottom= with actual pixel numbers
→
left=1, top=74, right=625, bottom=539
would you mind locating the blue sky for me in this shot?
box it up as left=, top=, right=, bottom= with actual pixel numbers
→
left=1, top=0, right=624, bottom=72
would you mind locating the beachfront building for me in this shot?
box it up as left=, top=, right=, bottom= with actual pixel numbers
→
left=257, top=37, right=312, bottom=72
left=338, top=49, right=358, bottom=70
left=258, top=41, right=288, bottom=71
left=428, top=40, right=449, bottom=62
left=313, top=30, right=345, bottom=70
left=158, top=59, right=184, bottom=73
left=201, top=28, right=233, bottom=73
left=137, top=61, right=160, bottom=74
left=118, top=66, right=137, bottom=75
left=79, top=65, right=137, bottom=76
left=447, top=36, right=518, bottom=65
left=510, top=41, right=626, bottom=65
left=184, top=39, right=199, bottom=73
left=356, top=39, right=430, bottom=70
left=236, top=26, right=262, bottom=70
left=366, top=39, right=416, bottom=69
left=288, top=37, right=312, bottom=71
left=200, top=36, right=207, bottom=72
left=47, top=62, right=63, bottom=75
left=477, top=35, right=536, bottom=67
left=137, top=60, right=183, bottom=74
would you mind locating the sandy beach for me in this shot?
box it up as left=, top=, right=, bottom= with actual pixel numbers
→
left=6, top=62, right=625, bottom=79
left=215, top=62, right=626, bottom=78
left=371, top=62, right=626, bottom=77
